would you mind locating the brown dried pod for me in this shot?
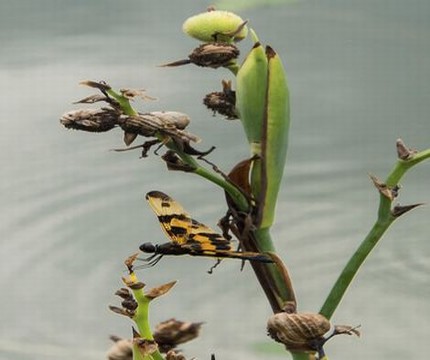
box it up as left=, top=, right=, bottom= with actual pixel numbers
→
left=153, top=318, right=203, bottom=353
left=118, top=111, right=199, bottom=146
left=267, top=312, right=332, bottom=352
left=165, top=350, right=187, bottom=360
left=106, top=336, right=132, bottom=360
left=108, top=305, right=135, bottom=318
left=60, top=108, right=119, bottom=132
left=190, top=43, right=239, bottom=68
left=203, top=80, right=238, bottom=120
left=121, top=298, right=138, bottom=312
left=115, top=288, right=132, bottom=300
left=162, top=43, right=239, bottom=69
left=133, top=338, right=158, bottom=357
left=162, top=151, right=197, bottom=172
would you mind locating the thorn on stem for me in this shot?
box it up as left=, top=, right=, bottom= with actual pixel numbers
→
left=392, top=203, right=424, bottom=217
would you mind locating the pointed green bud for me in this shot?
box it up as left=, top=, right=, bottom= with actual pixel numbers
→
left=236, top=38, right=268, bottom=145
left=236, top=37, right=290, bottom=228
left=257, top=46, right=290, bottom=228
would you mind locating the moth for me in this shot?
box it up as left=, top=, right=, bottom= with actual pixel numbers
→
left=139, top=191, right=273, bottom=267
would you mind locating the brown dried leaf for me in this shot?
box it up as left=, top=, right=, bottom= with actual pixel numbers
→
left=396, top=138, right=417, bottom=160
left=369, top=174, right=398, bottom=201
left=120, top=88, right=157, bottom=101
left=79, top=80, right=111, bottom=91
left=146, top=281, right=177, bottom=300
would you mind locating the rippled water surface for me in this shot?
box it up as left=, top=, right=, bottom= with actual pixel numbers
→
left=1, top=1, right=430, bottom=359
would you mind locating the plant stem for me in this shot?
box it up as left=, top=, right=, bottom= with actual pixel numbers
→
left=129, top=284, right=164, bottom=360
left=108, top=87, right=250, bottom=210
left=245, top=228, right=296, bottom=313
left=167, top=141, right=250, bottom=211
left=291, top=352, right=313, bottom=360
left=320, top=147, right=430, bottom=319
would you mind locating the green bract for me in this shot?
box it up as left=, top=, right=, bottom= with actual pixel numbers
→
left=236, top=34, right=290, bottom=229
left=182, top=10, right=248, bottom=43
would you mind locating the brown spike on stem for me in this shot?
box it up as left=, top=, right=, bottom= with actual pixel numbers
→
left=392, top=203, right=424, bottom=217
left=159, top=59, right=192, bottom=67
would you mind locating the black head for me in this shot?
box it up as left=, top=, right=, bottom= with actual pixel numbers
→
left=139, top=242, right=156, bottom=253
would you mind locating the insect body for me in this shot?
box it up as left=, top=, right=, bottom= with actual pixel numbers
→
left=140, top=191, right=273, bottom=266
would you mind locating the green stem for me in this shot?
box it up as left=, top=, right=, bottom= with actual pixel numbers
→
left=246, top=228, right=296, bottom=312
left=167, top=141, right=250, bottom=211
left=107, top=87, right=250, bottom=210
left=320, top=147, right=430, bottom=319
left=319, top=215, right=394, bottom=319
left=291, top=352, right=313, bottom=360
left=106, top=88, right=138, bottom=116
left=130, top=287, right=164, bottom=360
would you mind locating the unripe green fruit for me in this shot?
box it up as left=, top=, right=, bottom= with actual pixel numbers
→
left=183, top=10, right=248, bottom=42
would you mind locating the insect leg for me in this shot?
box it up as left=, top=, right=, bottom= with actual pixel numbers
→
left=207, top=259, right=222, bottom=274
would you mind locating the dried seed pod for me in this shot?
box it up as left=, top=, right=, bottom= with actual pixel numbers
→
left=60, top=108, right=119, bottom=132
left=165, top=350, right=187, bottom=360
left=162, top=43, right=239, bottom=69
left=153, top=318, right=203, bottom=353
left=267, top=312, right=332, bottom=352
left=203, top=80, right=238, bottom=119
left=106, top=336, right=132, bottom=360
left=118, top=111, right=199, bottom=146
left=189, top=43, right=239, bottom=68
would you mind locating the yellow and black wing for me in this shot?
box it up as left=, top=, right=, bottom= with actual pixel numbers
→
left=145, top=190, right=272, bottom=263
left=185, top=218, right=232, bottom=252
left=146, top=190, right=193, bottom=245
left=146, top=190, right=232, bottom=251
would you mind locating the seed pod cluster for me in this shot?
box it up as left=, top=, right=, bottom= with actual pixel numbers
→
left=60, top=108, right=119, bottom=132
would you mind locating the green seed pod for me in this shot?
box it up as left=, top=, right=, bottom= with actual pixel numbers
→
left=183, top=10, right=248, bottom=43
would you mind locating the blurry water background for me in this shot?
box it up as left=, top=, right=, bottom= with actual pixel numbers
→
left=1, top=0, right=430, bottom=359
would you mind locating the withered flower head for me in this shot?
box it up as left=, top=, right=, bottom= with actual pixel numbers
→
left=118, top=112, right=199, bottom=148
left=154, top=318, right=203, bottom=353
left=203, top=80, right=238, bottom=119
left=162, top=43, right=239, bottom=69
left=165, top=350, right=187, bottom=360
left=118, top=112, right=194, bottom=140
left=106, top=336, right=132, bottom=360
left=60, top=108, right=119, bottom=132
left=189, top=43, right=239, bottom=68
